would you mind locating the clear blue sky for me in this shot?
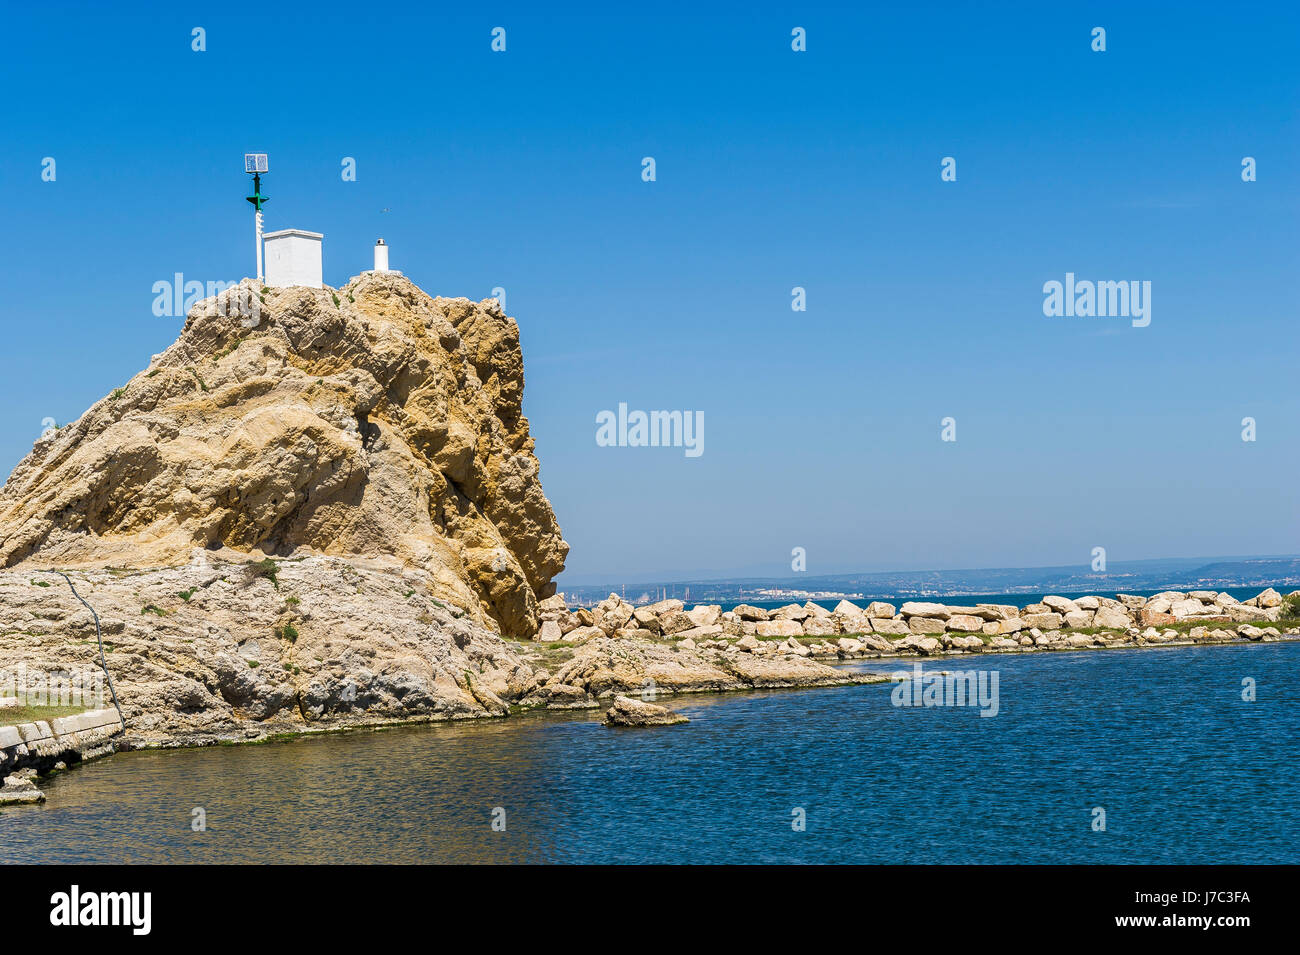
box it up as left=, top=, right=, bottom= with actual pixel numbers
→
left=1, top=1, right=1296, bottom=583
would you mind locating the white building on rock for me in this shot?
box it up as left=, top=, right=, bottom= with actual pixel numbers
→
left=263, top=229, right=323, bottom=288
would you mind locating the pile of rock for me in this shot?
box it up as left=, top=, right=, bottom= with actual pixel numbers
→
left=0, top=768, right=43, bottom=805
left=534, top=589, right=1295, bottom=652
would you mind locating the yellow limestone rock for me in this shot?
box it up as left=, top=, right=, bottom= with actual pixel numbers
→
left=0, top=272, right=567, bottom=638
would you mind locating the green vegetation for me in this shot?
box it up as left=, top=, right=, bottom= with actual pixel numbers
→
left=141, top=603, right=167, bottom=616
left=332, top=293, right=341, bottom=307
left=212, top=336, right=244, bottom=361
left=284, top=595, right=300, bottom=606
left=178, top=587, right=198, bottom=601
left=30, top=579, right=50, bottom=587
left=247, top=660, right=259, bottom=668
left=276, top=622, right=299, bottom=643
left=187, top=368, right=209, bottom=392
left=109, top=387, right=125, bottom=401
left=247, top=557, right=280, bottom=589
left=0, top=703, right=87, bottom=724
left=1280, top=594, right=1300, bottom=623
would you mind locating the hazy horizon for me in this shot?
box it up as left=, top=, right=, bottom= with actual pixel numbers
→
left=557, top=551, right=1300, bottom=587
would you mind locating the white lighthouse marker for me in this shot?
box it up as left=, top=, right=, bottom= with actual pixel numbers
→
left=244, top=153, right=269, bottom=282
left=371, top=238, right=400, bottom=275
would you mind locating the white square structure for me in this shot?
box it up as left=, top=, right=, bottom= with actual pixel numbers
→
left=263, top=229, right=323, bottom=288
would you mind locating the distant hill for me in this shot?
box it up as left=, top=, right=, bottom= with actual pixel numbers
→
left=561, top=555, right=1300, bottom=604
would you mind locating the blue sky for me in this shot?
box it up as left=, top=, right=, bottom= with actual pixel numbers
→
left=1, top=1, right=1296, bottom=583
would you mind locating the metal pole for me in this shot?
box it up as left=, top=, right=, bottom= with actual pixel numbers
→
left=50, top=571, right=126, bottom=730
left=255, top=209, right=264, bottom=282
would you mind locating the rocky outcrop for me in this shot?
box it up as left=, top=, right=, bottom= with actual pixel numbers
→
left=0, top=273, right=567, bottom=638
left=0, top=558, right=888, bottom=749
left=0, top=557, right=544, bottom=744
left=603, top=695, right=688, bottom=727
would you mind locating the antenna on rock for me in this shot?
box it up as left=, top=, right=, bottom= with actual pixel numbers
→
left=244, top=153, right=269, bottom=281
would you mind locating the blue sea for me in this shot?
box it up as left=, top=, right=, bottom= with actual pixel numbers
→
left=1, top=641, right=1296, bottom=864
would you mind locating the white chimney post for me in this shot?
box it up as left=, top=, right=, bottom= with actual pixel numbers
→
left=374, top=238, right=389, bottom=273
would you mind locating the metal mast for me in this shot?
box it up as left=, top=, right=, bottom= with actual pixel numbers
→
left=244, top=153, right=270, bottom=282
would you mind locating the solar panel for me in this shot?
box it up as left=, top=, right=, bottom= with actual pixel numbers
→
left=244, top=153, right=269, bottom=173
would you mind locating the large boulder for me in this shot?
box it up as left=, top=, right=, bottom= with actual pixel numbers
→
left=899, top=602, right=950, bottom=619
left=770, top=603, right=809, bottom=622
left=603, top=695, right=688, bottom=727
left=595, top=595, right=635, bottom=633
left=659, top=610, right=697, bottom=635
left=802, top=616, right=840, bottom=637
left=632, top=607, right=663, bottom=634
left=0, top=274, right=568, bottom=638
left=834, top=611, right=870, bottom=634
left=1023, top=612, right=1064, bottom=630
left=1092, top=606, right=1132, bottom=630
left=645, top=599, right=684, bottom=615
left=1042, top=596, right=1080, bottom=614
left=756, top=619, right=803, bottom=638
left=686, top=605, right=722, bottom=627
left=975, top=603, right=1019, bottom=621
left=1255, top=588, right=1283, bottom=609
left=1227, top=603, right=1279, bottom=623
left=898, top=635, right=942, bottom=655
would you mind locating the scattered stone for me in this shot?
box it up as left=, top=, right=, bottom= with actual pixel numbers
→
left=603, top=695, right=688, bottom=726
